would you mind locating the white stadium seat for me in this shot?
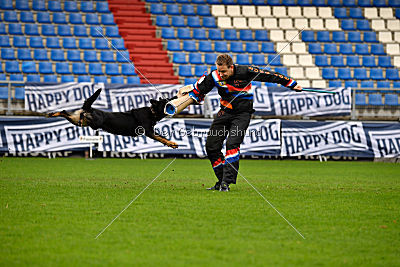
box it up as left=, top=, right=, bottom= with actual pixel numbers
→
left=277, top=42, right=292, bottom=53
left=292, top=42, right=307, bottom=54
left=312, top=80, right=326, bottom=88
left=371, top=20, right=386, bottom=31
left=290, top=67, right=305, bottom=79
left=248, top=18, right=263, bottom=29
left=294, top=18, right=309, bottom=30
left=303, top=7, right=318, bottom=18
left=227, top=6, right=241, bottom=17
left=242, top=6, right=257, bottom=17
left=379, top=8, right=394, bottom=19
left=279, top=18, right=294, bottom=29
left=218, top=17, right=233, bottom=29
left=310, top=19, right=324, bottom=30
left=288, top=7, right=302, bottom=18
left=394, top=56, right=400, bottom=67
left=387, top=20, right=400, bottom=31
left=298, top=55, right=313, bottom=66
left=263, top=18, right=278, bottom=29
left=257, top=6, right=271, bottom=17
left=270, top=30, right=285, bottom=41
left=386, top=44, right=400, bottom=55
left=272, top=6, right=287, bottom=17
left=233, top=17, right=247, bottom=29
left=283, top=54, right=297, bottom=66
left=299, top=80, right=311, bottom=88
left=325, top=19, right=340, bottom=31
left=305, top=67, right=321, bottom=79
left=318, top=7, right=333, bottom=18
left=364, top=8, right=378, bottom=19
left=211, top=5, right=226, bottom=17
left=394, top=32, right=400, bottom=42
left=285, top=30, right=301, bottom=41
left=379, top=31, right=393, bottom=43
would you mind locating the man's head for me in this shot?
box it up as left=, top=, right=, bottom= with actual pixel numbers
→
left=215, top=54, right=234, bottom=81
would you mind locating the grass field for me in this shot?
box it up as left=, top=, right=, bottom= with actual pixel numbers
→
left=0, top=157, right=399, bottom=266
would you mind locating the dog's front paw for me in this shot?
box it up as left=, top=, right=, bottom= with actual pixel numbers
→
left=166, top=141, right=178, bottom=149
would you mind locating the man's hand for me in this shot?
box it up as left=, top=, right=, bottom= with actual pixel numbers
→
left=292, top=84, right=303, bottom=92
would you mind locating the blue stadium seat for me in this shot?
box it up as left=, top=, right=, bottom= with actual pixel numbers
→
left=112, top=39, right=126, bottom=50
left=182, top=5, right=195, bottom=15
left=20, top=11, right=35, bottom=23
left=297, top=0, right=311, bottom=4
left=354, top=68, right=368, bottom=79
left=384, top=94, right=399, bottom=105
left=116, top=51, right=130, bottom=62
left=162, top=28, right=175, bottom=39
left=183, top=40, right=197, bottom=52
left=205, top=53, right=217, bottom=64
left=32, top=0, right=46, bottom=11
left=357, top=20, right=371, bottom=30
left=341, top=20, right=355, bottom=30
left=188, top=16, right=202, bottom=27
left=10, top=74, right=24, bottom=81
left=58, top=25, right=72, bottom=36
left=378, top=56, right=393, bottom=67
left=61, top=75, right=75, bottom=83
left=16, top=0, right=29, bottom=10
left=95, top=39, right=109, bottom=50
left=0, top=0, right=13, bottom=10
left=373, top=0, right=386, bottom=6
left=156, top=16, right=170, bottom=26
left=48, top=1, right=62, bottom=11
left=90, top=26, right=102, bottom=37
left=67, top=50, right=82, bottom=62
left=42, top=24, right=56, bottom=36
left=39, top=62, right=54, bottom=74
left=355, top=44, right=369, bottom=54
left=318, top=31, right=332, bottom=42
left=89, top=63, right=103, bottom=75
left=72, top=63, right=87, bottom=75
left=0, top=38, right=11, bottom=49
left=237, top=54, right=250, bottom=65
left=110, top=76, right=124, bottom=84
left=64, top=1, right=78, bottom=12
left=37, top=12, right=51, bottom=24
left=9, top=23, right=23, bottom=35
left=63, top=38, right=77, bottom=49
left=207, top=0, right=221, bottom=3
left=203, top=17, right=217, bottom=28
left=105, top=64, right=120, bottom=75
left=368, top=94, right=383, bottom=105
left=246, top=42, right=259, bottom=53
left=334, top=7, right=348, bottom=18
left=364, top=31, right=378, bottom=43
left=189, top=53, right=203, bottom=64
left=197, top=5, right=211, bottom=16
left=315, top=55, right=328, bottom=66
left=94, top=76, right=108, bottom=83
left=84, top=50, right=98, bottom=62
left=302, top=31, right=316, bottom=42
left=0, top=87, right=8, bottom=99
left=121, top=64, right=135, bottom=76
left=347, top=55, right=361, bottom=67
left=309, top=43, right=322, bottom=54
left=172, top=16, right=185, bottom=27
left=74, top=25, right=88, bottom=37
left=268, top=55, right=281, bottom=66
left=338, top=68, right=352, bottom=79
left=1, top=48, right=15, bottom=60
left=215, top=41, right=228, bottom=53
left=173, top=53, right=187, bottom=64
left=386, top=69, right=399, bottom=80
left=127, top=76, right=140, bottom=84
left=371, top=44, right=385, bottom=55
left=179, top=65, right=193, bottom=77
left=322, top=68, right=336, bottom=79
left=101, top=51, right=115, bottom=62
left=328, top=0, right=341, bottom=6
left=267, top=0, right=281, bottom=5
left=70, top=13, right=83, bottom=25
left=86, top=14, right=100, bottom=25
left=78, top=76, right=91, bottom=83
left=377, top=81, right=390, bottom=88
left=34, top=49, right=48, bottom=60
left=56, top=62, right=71, bottom=74
left=282, top=0, right=296, bottom=5
left=208, top=29, right=222, bottom=40
left=260, top=43, right=273, bottom=53
left=396, top=8, right=400, bottom=19
left=194, top=65, right=208, bottom=76
left=4, top=11, right=18, bottom=22
left=329, top=80, right=342, bottom=87
left=393, top=81, right=400, bottom=88
left=0, top=24, right=5, bottom=35
left=27, top=74, right=41, bottom=82
left=185, top=78, right=198, bottom=85
left=362, top=56, right=376, bottom=67
left=81, top=1, right=94, bottom=12
left=178, top=28, right=191, bottom=39
left=344, top=0, right=357, bottom=7
left=312, top=0, right=326, bottom=5
left=345, top=80, right=358, bottom=88
left=96, top=2, right=110, bottom=13
left=231, top=42, right=244, bottom=53
left=252, top=54, right=265, bottom=65
left=390, top=0, right=400, bottom=6
left=30, top=37, right=44, bottom=48
left=240, top=30, right=253, bottom=41
left=79, top=38, right=93, bottom=49
left=53, top=13, right=67, bottom=24
left=167, top=40, right=181, bottom=51
left=324, top=43, right=338, bottom=54
left=360, top=81, right=374, bottom=88
left=224, top=29, right=238, bottom=41
left=255, top=30, right=269, bottom=41
left=199, top=41, right=212, bottom=52
left=166, top=4, right=180, bottom=15
left=339, top=44, right=353, bottom=55
left=17, top=49, right=32, bottom=60
left=101, top=14, right=116, bottom=25
left=105, top=26, right=120, bottom=37
left=274, top=67, right=287, bottom=76
left=348, top=31, right=362, bottom=42
left=22, top=61, right=37, bottom=74
left=193, top=28, right=207, bottom=40
left=331, top=55, right=345, bottom=67
left=349, top=8, right=363, bottom=18
left=13, top=36, right=27, bottom=48
left=150, top=4, right=164, bottom=14
left=355, top=93, right=367, bottom=105
left=51, top=50, right=65, bottom=61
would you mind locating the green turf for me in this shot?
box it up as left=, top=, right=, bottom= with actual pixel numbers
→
left=0, top=158, right=399, bottom=266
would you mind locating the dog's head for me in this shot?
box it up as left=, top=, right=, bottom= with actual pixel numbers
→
left=149, top=97, right=170, bottom=122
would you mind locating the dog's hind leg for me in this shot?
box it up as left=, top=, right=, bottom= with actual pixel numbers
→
left=148, top=133, right=178, bottom=149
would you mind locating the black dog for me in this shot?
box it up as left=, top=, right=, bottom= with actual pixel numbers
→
left=47, top=89, right=178, bottom=148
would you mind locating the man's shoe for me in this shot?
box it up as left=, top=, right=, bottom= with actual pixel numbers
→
left=207, top=182, right=220, bottom=190
left=219, top=182, right=230, bottom=192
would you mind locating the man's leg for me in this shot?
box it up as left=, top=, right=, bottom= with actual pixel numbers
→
left=221, top=112, right=251, bottom=189
left=205, top=110, right=230, bottom=189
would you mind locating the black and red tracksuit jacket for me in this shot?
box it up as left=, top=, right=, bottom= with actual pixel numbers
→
left=191, top=64, right=298, bottom=113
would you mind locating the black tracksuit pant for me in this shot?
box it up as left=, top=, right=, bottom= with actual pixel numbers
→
left=205, top=109, right=251, bottom=185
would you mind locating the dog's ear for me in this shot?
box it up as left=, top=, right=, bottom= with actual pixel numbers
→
left=150, top=99, right=157, bottom=105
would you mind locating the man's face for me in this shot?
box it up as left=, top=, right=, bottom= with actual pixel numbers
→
left=216, top=64, right=234, bottom=80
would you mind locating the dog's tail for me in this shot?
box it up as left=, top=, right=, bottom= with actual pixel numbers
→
left=82, top=88, right=102, bottom=111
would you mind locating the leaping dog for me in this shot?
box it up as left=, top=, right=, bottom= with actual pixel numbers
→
left=47, top=89, right=178, bottom=148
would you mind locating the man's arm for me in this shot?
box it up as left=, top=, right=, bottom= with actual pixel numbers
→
left=189, top=73, right=215, bottom=103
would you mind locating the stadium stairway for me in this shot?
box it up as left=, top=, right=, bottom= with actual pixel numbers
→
left=108, top=0, right=179, bottom=84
